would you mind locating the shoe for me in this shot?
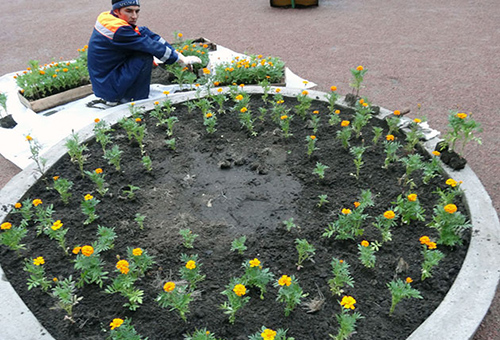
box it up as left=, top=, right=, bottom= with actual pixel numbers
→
left=105, top=101, right=119, bottom=107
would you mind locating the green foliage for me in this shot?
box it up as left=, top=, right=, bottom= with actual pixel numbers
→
left=51, top=276, right=82, bottom=318
left=220, top=278, right=250, bottom=324
left=53, top=177, right=73, bottom=204
left=180, top=253, right=206, bottom=290
left=428, top=205, right=471, bottom=246
left=179, top=228, right=198, bottom=248
left=104, top=144, right=122, bottom=171
left=441, top=111, right=482, bottom=155
left=387, top=278, right=422, bottom=315
left=313, top=162, right=329, bottom=179
left=295, top=238, right=316, bottom=270
left=421, top=246, right=445, bottom=280
left=230, top=236, right=247, bottom=255
left=241, top=258, right=274, bottom=299
left=65, top=131, right=88, bottom=176
left=274, top=275, right=307, bottom=316
left=23, top=257, right=52, bottom=292
left=328, top=258, right=355, bottom=296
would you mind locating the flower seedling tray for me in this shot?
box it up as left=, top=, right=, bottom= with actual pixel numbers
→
left=17, top=84, right=93, bottom=113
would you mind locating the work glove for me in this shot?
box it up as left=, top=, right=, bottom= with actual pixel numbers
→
left=177, top=54, right=202, bottom=66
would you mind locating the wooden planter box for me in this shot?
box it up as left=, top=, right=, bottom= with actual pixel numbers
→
left=270, top=0, right=318, bottom=7
left=18, top=84, right=93, bottom=113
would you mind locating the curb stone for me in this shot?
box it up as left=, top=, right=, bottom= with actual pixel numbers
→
left=0, top=87, right=498, bottom=340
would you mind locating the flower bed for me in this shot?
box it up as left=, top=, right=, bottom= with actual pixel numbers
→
left=0, top=85, right=472, bottom=340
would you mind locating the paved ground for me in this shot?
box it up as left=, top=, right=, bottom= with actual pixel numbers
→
left=1, top=0, right=498, bottom=338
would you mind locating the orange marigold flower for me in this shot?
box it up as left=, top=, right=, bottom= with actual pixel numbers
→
left=341, top=120, right=350, bottom=127
left=414, top=118, right=422, bottom=123
left=72, top=246, right=82, bottom=254
left=1, top=222, right=12, bottom=230
left=384, top=210, right=396, bottom=219
left=206, top=112, right=213, bottom=118
left=94, top=118, right=100, bottom=123
left=177, top=32, right=183, bottom=38
left=51, top=220, right=63, bottom=231
left=63, top=68, right=68, bottom=72
left=335, top=109, right=340, bottom=114
left=26, top=135, right=33, bottom=141
left=313, top=110, right=319, bottom=114
left=249, top=258, right=261, bottom=267
left=427, top=242, right=437, bottom=249
left=52, top=74, right=57, bottom=78
left=330, top=86, right=337, bottom=91
left=362, top=102, right=369, bottom=107
left=39, top=70, right=46, bottom=75
left=340, top=295, right=357, bottom=309
left=185, top=260, right=196, bottom=270
left=14, top=202, right=22, bottom=209
left=135, top=118, right=142, bottom=122
left=33, top=198, right=42, bottom=206
left=116, top=260, right=130, bottom=274
left=275, top=88, right=281, bottom=93
left=386, top=134, right=395, bottom=141
left=95, top=168, right=103, bottom=174
left=342, top=208, right=352, bottom=215
left=456, top=113, right=467, bottom=119
left=110, top=318, right=124, bottom=330
left=163, top=91, right=170, bottom=95
left=353, top=201, right=361, bottom=208
left=444, top=204, right=458, bottom=214
left=301, top=90, right=309, bottom=96
left=407, top=194, right=417, bottom=202
left=53, top=176, right=60, bottom=181
left=81, top=245, right=94, bottom=257
left=394, top=110, right=401, bottom=116
left=278, top=275, right=292, bottom=287
left=233, top=284, right=247, bottom=296
left=446, top=178, right=457, bottom=187
left=406, top=277, right=413, bottom=284
left=419, top=236, right=430, bottom=245
left=240, top=107, right=248, bottom=113
left=310, top=135, right=316, bottom=140
left=203, top=68, right=210, bottom=74
left=164, top=281, right=175, bottom=292
left=361, top=240, right=369, bottom=247
left=359, top=99, right=365, bottom=104
left=33, top=256, right=45, bottom=266
left=356, top=65, right=364, bottom=71
left=132, top=248, right=143, bottom=256
left=280, top=115, right=288, bottom=120
left=432, top=151, right=441, bottom=156
left=84, top=194, right=93, bottom=201
left=217, top=88, right=223, bottom=93
left=213, top=81, right=220, bottom=86
left=235, top=94, right=243, bottom=101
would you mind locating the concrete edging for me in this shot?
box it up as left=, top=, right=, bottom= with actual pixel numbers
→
left=0, top=86, right=498, bottom=340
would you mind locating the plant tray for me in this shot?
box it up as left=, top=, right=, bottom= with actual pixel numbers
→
left=17, top=84, right=93, bottom=113
left=270, top=0, right=318, bottom=8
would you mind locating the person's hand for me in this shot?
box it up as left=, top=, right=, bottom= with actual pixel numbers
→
left=177, top=54, right=202, bottom=66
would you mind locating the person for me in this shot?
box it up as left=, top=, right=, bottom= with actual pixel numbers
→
left=87, top=0, right=201, bottom=105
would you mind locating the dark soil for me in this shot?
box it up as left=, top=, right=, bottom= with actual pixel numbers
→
left=0, top=92, right=470, bottom=340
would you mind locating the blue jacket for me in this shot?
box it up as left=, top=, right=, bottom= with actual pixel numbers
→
left=88, top=11, right=178, bottom=101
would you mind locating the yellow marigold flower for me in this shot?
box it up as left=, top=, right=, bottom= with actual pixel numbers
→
left=177, top=32, right=183, bottom=38
left=406, top=277, right=413, bottom=284
left=1, top=222, right=12, bottom=230
left=446, top=178, right=457, bottom=187
left=186, top=260, right=196, bottom=270
left=356, top=65, right=364, bottom=71
left=261, top=328, right=277, bottom=340
left=427, top=242, right=437, bottom=250
left=414, top=118, right=422, bottom=123
left=14, top=202, right=22, bottom=209
left=233, top=284, right=247, bottom=296
left=280, top=115, right=288, bottom=120
left=81, top=245, right=94, bottom=257
left=164, top=281, right=175, bottom=292
left=240, top=107, right=248, bottom=113
left=257, top=54, right=263, bottom=59
left=394, top=110, right=401, bottom=116
left=94, top=118, right=100, bottom=123
left=206, top=112, right=213, bottom=118
left=63, top=68, right=68, bottom=72
left=277, top=100, right=284, bottom=104
left=72, top=246, right=82, bottom=254
left=51, top=220, right=63, bottom=231
left=432, top=151, right=441, bottom=156
left=457, top=113, right=467, bottom=119
left=249, top=258, right=261, bottom=267
left=278, top=275, right=292, bottom=287
left=53, top=277, right=58, bottom=282
left=362, top=102, right=369, bottom=107
left=361, top=240, right=369, bottom=247
left=33, top=198, right=42, bottom=206
left=110, top=318, right=124, bottom=330
left=386, top=134, right=395, bottom=141
left=407, top=194, right=417, bottom=202
left=339, top=259, right=344, bottom=263
left=132, top=248, right=143, bottom=256
left=203, top=68, right=210, bottom=74
left=444, top=204, right=458, bottom=214
left=301, top=90, right=309, bottom=96
left=384, top=210, right=396, bottom=219
left=342, top=208, right=352, bottom=215
left=235, top=94, right=243, bottom=101
left=335, top=109, right=340, bottom=114
left=313, top=110, right=319, bottom=114
left=116, top=260, right=130, bottom=274
left=94, top=168, right=103, bottom=174
left=33, top=256, right=45, bottom=266
left=239, top=84, right=245, bottom=88
left=163, top=91, right=170, bottom=95
left=135, top=118, right=142, bottom=122
left=52, top=74, right=57, bottom=78
left=330, top=86, right=337, bottom=91
left=340, top=295, right=357, bottom=309
left=39, top=70, right=46, bottom=75
left=341, top=120, right=350, bottom=127
left=310, top=135, right=316, bottom=140
left=419, top=236, right=430, bottom=245
left=303, top=80, right=309, bottom=84
left=354, top=201, right=361, bottom=208
left=26, top=135, right=33, bottom=141
left=275, top=88, right=281, bottom=93
left=84, top=194, right=93, bottom=201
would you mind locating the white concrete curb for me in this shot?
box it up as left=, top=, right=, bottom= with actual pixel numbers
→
left=0, top=86, right=498, bottom=340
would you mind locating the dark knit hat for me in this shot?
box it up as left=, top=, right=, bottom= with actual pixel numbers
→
left=112, top=0, right=140, bottom=10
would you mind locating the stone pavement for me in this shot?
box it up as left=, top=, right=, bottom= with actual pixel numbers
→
left=1, top=0, right=499, bottom=339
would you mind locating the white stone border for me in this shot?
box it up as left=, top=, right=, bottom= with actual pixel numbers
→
left=0, top=86, right=498, bottom=340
